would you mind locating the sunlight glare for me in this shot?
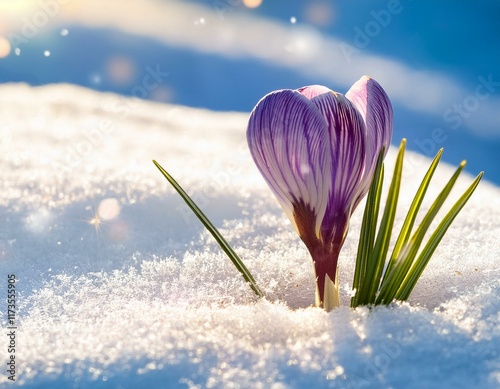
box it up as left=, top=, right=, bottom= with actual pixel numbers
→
left=89, top=214, right=101, bottom=229
left=0, top=0, right=38, bottom=14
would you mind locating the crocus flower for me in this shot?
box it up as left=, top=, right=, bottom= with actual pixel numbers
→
left=247, top=76, right=393, bottom=310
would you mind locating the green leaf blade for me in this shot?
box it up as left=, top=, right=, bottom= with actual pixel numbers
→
left=384, top=149, right=443, bottom=278
left=356, top=139, right=406, bottom=305
left=376, top=148, right=444, bottom=304
left=153, top=160, right=265, bottom=298
left=351, top=150, right=385, bottom=307
left=396, top=171, right=483, bottom=300
left=378, top=160, right=467, bottom=304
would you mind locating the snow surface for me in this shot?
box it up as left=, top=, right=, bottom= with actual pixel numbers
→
left=0, top=83, right=499, bottom=388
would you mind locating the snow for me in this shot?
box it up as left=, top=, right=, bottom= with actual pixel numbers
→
left=0, top=83, right=499, bottom=388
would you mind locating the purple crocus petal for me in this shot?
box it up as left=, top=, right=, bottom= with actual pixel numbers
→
left=297, top=85, right=332, bottom=100
left=346, top=76, right=393, bottom=207
left=309, top=91, right=366, bottom=242
left=247, top=89, right=332, bottom=241
left=307, top=90, right=367, bottom=297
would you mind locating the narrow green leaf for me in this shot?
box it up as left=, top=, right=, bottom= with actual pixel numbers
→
left=153, top=160, right=265, bottom=298
left=375, top=148, right=443, bottom=304
left=396, top=171, right=483, bottom=300
left=378, top=160, right=467, bottom=304
left=351, top=149, right=385, bottom=307
left=384, top=149, right=443, bottom=280
left=357, top=139, right=406, bottom=304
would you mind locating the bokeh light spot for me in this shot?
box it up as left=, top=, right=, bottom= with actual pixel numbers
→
left=0, top=37, right=11, bottom=58
left=90, top=73, right=102, bottom=85
left=243, top=0, right=263, bottom=9
left=284, top=27, right=322, bottom=58
left=150, top=85, right=175, bottom=103
left=60, top=28, right=69, bottom=36
left=194, top=17, right=206, bottom=27
left=98, top=198, right=121, bottom=221
left=290, top=16, right=297, bottom=24
left=304, top=2, right=335, bottom=26
left=105, top=56, right=136, bottom=86
left=44, top=50, right=51, bottom=57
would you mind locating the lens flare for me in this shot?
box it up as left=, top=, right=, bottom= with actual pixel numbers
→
left=98, top=198, right=121, bottom=220
left=0, top=37, right=11, bottom=58
left=243, top=0, right=263, bottom=9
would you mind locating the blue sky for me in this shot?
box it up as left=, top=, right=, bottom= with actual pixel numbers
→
left=1, top=0, right=499, bottom=183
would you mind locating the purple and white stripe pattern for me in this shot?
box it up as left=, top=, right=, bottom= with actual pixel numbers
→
left=247, top=76, right=393, bottom=308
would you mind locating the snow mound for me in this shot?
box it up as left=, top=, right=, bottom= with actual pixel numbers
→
left=0, top=83, right=499, bottom=388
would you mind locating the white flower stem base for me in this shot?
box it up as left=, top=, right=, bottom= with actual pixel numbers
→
left=315, top=272, right=340, bottom=312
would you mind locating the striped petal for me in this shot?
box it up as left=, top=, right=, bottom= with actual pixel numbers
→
left=247, top=89, right=331, bottom=242
left=298, top=90, right=366, bottom=302
left=247, top=79, right=393, bottom=309
left=297, top=85, right=332, bottom=100
left=346, top=76, right=393, bottom=207
left=308, top=91, right=366, bottom=246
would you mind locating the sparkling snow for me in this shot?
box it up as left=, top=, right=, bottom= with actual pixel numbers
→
left=0, top=84, right=498, bottom=388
